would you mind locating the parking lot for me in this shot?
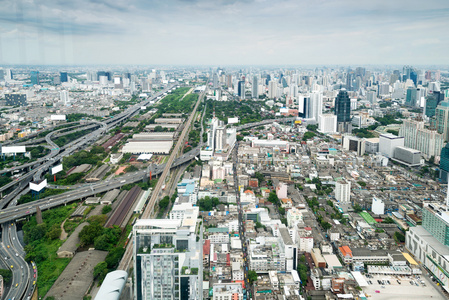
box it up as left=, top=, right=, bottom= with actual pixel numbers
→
left=362, top=273, right=444, bottom=299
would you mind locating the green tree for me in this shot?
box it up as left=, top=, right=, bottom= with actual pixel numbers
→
left=93, top=261, right=108, bottom=279
left=357, top=181, right=367, bottom=187
left=353, top=203, right=363, bottom=213
left=79, top=223, right=104, bottom=246
left=46, top=224, right=62, bottom=240
left=382, top=217, right=395, bottom=224
left=268, top=192, right=279, bottom=205
left=394, top=231, right=405, bottom=243
left=0, top=269, right=12, bottom=284
left=159, top=196, right=170, bottom=211
left=248, top=270, right=258, bottom=283
left=102, top=205, right=112, bottom=214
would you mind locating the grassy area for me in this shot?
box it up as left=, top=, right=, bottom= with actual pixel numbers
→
left=21, top=204, right=81, bottom=298
left=36, top=240, right=71, bottom=297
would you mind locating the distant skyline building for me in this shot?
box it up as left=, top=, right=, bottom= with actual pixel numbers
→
left=252, top=76, right=258, bottom=99
left=334, top=89, right=351, bottom=133
left=237, top=80, right=245, bottom=99
left=60, top=72, right=68, bottom=83
left=30, top=71, right=39, bottom=85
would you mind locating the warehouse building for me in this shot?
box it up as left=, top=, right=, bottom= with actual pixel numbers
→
left=121, top=132, right=174, bottom=154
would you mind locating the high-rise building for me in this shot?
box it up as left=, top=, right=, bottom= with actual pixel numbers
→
left=60, top=72, right=68, bottom=83
left=440, top=143, right=449, bottom=183
left=237, top=80, right=245, bottom=99
left=5, top=94, right=27, bottom=106
left=133, top=205, right=202, bottom=300
left=268, top=80, right=277, bottom=99
left=334, top=89, right=351, bottom=133
left=399, top=119, right=444, bottom=160
left=30, top=71, right=39, bottom=85
left=6, top=69, right=13, bottom=81
left=310, top=92, right=323, bottom=122
left=212, top=73, right=219, bottom=89
left=425, top=91, right=444, bottom=118
left=379, top=133, right=404, bottom=158
left=346, top=71, right=354, bottom=91
left=335, top=180, right=351, bottom=203
left=215, top=127, right=226, bottom=151
left=60, top=91, right=70, bottom=106
left=318, top=114, right=337, bottom=133
left=405, top=88, right=418, bottom=107
left=252, top=76, right=258, bottom=99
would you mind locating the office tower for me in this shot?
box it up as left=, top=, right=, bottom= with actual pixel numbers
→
left=410, top=71, right=418, bottom=86
left=367, top=91, right=377, bottom=104
left=440, top=143, right=449, bottom=183
left=226, top=75, right=232, bottom=89
left=335, top=180, right=351, bottom=203
left=6, top=69, right=13, bottom=81
left=0, top=69, right=4, bottom=81
left=215, top=127, right=226, bottom=151
left=212, top=73, right=219, bottom=89
left=97, top=71, right=106, bottom=81
left=379, top=133, right=404, bottom=158
left=60, top=91, right=70, bottom=106
left=355, top=67, right=366, bottom=78
left=378, top=82, right=390, bottom=96
left=133, top=206, right=202, bottom=300
left=60, top=72, right=68, bottom=83
left=346, top=70, right=354, bottom=91
left=425, top=70, right=432, bottom=81
left=318, top=114, right=337, bottom=133
left=425, top=91, right=444, bottom=118
left=252, top=76, right=258, bottom=99
left=334, top=89, right=351, bottom=133
left=5, top=94, right=27, bottom=106
left=405, top=88, right=418, bottom=107
left=436, top=100, right=449, bottom=142
left=265, top=74, right=271, bottom=85
left=237, top=80, right=245, bottom=99
left=114, top=76, right=123, bottom=89
left=310, top=92, right=323, bottom=122
left=53, top=75, right=61, bottom=85
left=30, top=71, right=39, bottom=85
left=298, top=95, right=312, bottom=119
left=399, top=119, right=444, bottom=160
left=268, top=80, right=277, bottom=99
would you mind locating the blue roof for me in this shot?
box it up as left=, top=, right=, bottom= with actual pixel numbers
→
left=183, top=183, right=195, bottom=195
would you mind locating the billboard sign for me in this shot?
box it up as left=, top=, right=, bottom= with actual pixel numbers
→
left=51, top=164, right=63, bottom=175
left=2, top=146, right=26, bottom=154
left=51, top=115, right=66, bottom=121
left=30, top=179, right=47, bottom=192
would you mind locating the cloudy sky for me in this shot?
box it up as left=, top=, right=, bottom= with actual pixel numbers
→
left=0, top=0, right=448, bottom=66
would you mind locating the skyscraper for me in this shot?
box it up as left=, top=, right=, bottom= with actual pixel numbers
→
left=252, top=76, right=258, bottom=99
left=30, top=71, right=39, bottom=85
left=60, top=91, right=70, bottom=106
left=133, top=205, right=202, bottom=300
left=334, top=89, right=351, bottom=133
left=425, top=91, right=444, bottom=118
left=440, top=143, right=449, bottom=183
left=60, top=72, right=68, bottom=83
left=436, top=100, right=449, bottom=142
left=237, top=80, right=245, bottom=99
left=405, top=87, right=418, bottom=107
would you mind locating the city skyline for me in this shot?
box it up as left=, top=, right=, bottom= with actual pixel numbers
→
left=0, top=0, right=448, bottom=66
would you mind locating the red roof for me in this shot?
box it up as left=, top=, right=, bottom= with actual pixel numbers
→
left=203, top=239, right=210, bottom=255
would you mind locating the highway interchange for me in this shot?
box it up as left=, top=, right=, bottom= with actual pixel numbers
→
left=0, top=85, right=175, bottom=300
left=0, top=81, right=295, bottom=299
